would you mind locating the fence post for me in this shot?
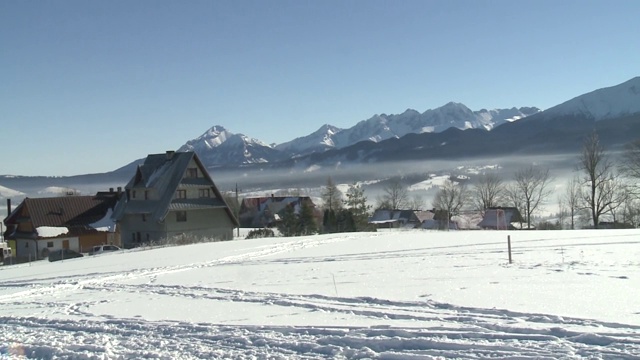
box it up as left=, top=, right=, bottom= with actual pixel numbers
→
left=507, top=235, right=512, bottom=264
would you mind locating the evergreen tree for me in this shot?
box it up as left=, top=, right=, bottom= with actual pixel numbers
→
left=298, top=201, right=318, bottom=235
left=321, top=176, right=343, bottom=213
left=345, top=182, right=372, bottom=231
left=277, top=204, right=297, bottom=237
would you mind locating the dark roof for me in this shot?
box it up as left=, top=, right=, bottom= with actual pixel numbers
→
left=112, top=151, right=238, bottom=226
left=4, top=193, right=119, bottom=228
left=478, top=207, right=525, bottom=228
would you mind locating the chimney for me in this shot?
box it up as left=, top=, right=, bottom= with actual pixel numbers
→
left=6, top=199, right=11, bottom=216
left=166, top=150, right=175, bottom=160
left=109, top=188, right=114, bottom=193
left=117, top=186, right=122, bottom=193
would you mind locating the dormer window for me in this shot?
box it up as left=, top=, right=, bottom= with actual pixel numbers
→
left=186, top=168, right=198, bottom=178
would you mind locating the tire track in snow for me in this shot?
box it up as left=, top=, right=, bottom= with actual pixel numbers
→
left=2, top=314, right=640, bottom=359
left=0, top=235, right=349, bottom=305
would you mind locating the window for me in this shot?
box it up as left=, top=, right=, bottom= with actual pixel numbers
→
left=47, top=242, right=54, bottom=248
left=186, top=168, right=198, bottom=178
left=132, top=190, right=137, bottom=199
left=145, top=190, right=149, bottom=200
left=176, top=189, right=187, bottom=199
left=176, top=211, right=187, bottom=222
left=199, top=188, right=211, bottom=198
left=142, top=214, right=147, bottom=222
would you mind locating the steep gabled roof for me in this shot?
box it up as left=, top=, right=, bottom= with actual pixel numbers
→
left=369, top=209, right=421, bottom=224
left=477, top=207, right=524, bottom=228
left=4, top=193, right=119, bottom=228
left=113, top=151, right=238, bottom=226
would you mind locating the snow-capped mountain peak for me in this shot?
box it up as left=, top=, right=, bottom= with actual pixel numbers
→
left=275, top=124, right=343, bottom=155
left=178, top=126, right=280, bottom=166
left=543, top=77, right=640, bottom=120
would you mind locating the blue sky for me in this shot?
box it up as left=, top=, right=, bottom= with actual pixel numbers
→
left=2, top=0, right=639, bottom=176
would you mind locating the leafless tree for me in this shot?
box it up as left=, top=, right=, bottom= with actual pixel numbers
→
left=512, top=165, right=553, bottom=229
left=432, top=179, right=469, bottom=221
left=556, top=198, right=568, bottom=230
left=471, top=173, right=505, bottom=213
left=620, top=139, right=640, bottom=197
left=377, top=176, right=409, bottom=210
left=562, top=176, right=582, bottom=230
left=621, top=197, right=640, bottom=228
left=408, top=195, right=425, bottom=210
left=505, top=182, right=525, bottom=228
left=577, top=132, right=626, bottom=228
left=605, top=180, right=631, bottom=223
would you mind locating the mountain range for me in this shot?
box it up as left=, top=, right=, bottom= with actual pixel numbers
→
left=178, top=104, right=542, bottom=166
left=175, top=76, right=640, bottom=171
left=1, top=76, right=639, bottom=198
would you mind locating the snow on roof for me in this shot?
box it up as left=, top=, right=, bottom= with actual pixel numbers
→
left=36, top=226, right=69, bottom=238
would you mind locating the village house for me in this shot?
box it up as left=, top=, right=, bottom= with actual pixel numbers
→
left=2, top=190, right=121, bottom=262
left=477, top=207, right=525, bottom=230
left=369, top=209, right=458, bottom=230
left=238, top=195, right=319, bottom=228
left=111, top=151, right=238, bottom=248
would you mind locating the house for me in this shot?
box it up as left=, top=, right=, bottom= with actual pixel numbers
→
left=369, top=209, right=434, bottom=229
left=112, top=151, right=238, bottom=248
left=477, top=207, right=524, bottom=230
left=2, top=190, right=121, bottom=262
left=420, top=209, right=459, bottom=230
left=239, top=195, right=319, bottom=228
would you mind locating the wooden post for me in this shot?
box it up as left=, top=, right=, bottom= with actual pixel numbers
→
left=507, top=235, right=512, bottom=264
left=235, top=183, right=240, bottom=238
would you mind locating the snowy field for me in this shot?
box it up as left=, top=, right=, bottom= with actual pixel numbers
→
left=1, top=229, right=640, bottom=359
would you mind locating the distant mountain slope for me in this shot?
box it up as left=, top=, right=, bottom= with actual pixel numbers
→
left=532, top=76, right=640, bottom=121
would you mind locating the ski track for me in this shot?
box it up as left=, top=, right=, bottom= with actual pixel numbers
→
left=2, top=235, right=640, bottom=359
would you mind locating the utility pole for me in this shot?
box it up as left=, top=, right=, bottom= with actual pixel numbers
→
left=235, top=183, right=240, bottom=237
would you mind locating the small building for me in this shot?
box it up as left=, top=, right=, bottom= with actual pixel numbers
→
left=112, top=151, right=238, bottom=248
left=477, top=207, right=524, bottom=230
left=3, top=191, right=121, bottom=262
left=239, top=195, right=319, bottom=228
left=369, top=209, right=432, bottom=229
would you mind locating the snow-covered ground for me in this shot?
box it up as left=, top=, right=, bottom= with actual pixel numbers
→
left=1, top=229, right=640, bottom=359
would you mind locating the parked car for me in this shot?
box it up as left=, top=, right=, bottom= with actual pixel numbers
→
left=48, top=249, right=84, bottom=262
left=89, top=244, right=121, bottom=255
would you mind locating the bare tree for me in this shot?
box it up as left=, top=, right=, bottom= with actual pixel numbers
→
left=621, top=139, right=640, bottom=197
left=556, top=198, right=568, bottom=230
left=512, top=165, right=553, bottom=229
left=377, top=176, right=409, bottom=210
left=432, top=179, right=469, bottom=224
left=409, top=194, right=425, bottom=210
left=621, top=197, right=640, bottom=228
left=621, top=139, right=640, bottom=180
left=578, top=132, right=626, bottom=228
left=472, top=173, right=504, bottom=213
left=562, top=176, right=582, bottom=230
left=505, top=182, right=525, bottom=228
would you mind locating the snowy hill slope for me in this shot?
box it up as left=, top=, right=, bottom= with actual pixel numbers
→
left=1, top=229, right=639, bottom=358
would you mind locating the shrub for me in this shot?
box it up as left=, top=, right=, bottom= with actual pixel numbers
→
left=246, top=228, right=275, bottom=239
